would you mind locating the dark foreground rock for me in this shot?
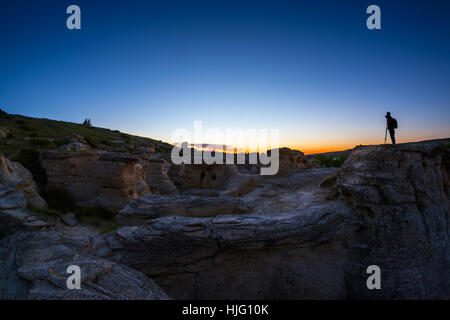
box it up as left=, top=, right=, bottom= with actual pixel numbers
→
left=0, top=230, right=169, bottom=300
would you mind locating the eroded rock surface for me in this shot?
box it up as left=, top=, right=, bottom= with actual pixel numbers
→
left=118, top=194, right=252, bottom=226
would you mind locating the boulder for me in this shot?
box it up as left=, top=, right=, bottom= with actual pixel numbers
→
left=59, top=142, right=91, bottom=152
left=0, top=230, right=170, bottom=299
left=0, top=156, right=47, bottom=209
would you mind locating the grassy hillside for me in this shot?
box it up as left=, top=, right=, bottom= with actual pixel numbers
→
left=0, top=111, right=173, bottom=159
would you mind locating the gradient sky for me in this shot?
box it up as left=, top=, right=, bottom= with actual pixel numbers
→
left=1, top=0, right=449, bottom=153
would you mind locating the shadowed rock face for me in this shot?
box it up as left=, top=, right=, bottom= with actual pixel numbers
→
left=0, top=230, right=170, bottom=300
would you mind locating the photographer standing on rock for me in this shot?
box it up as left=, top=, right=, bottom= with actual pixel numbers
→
left=385, top=112, right=398, bottom=144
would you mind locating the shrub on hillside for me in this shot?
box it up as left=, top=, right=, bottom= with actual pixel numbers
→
left=82, top=118, right=92, bottom=127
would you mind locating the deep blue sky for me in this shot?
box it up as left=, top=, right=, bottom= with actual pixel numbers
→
left=0, top=0, right=449, bottom=152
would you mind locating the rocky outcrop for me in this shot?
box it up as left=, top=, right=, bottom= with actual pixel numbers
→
left=40, top=151, right=146, bottom=213
left=0, top=185, right=50, bottom=237
left=118, top=194, right=252, bottom=226
left=0, top=230, right=169, bottom=299
left=0, top=156, right=47, bottom=209
left=336, top=142, right=449, bottom=299
left=88, top=142, right=449, bottom=299
left=1, top=140, right=448, bottom=300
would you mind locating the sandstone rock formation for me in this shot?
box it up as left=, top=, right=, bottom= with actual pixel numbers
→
left=40, top=150, right=183, bottom=213
left=89, top=142, right=449, bottom=299
left=0, top=156, right=47, bottom=209
left=0, top=230, right=169, bottom=300
left=40, top=151, right=145, bottom=213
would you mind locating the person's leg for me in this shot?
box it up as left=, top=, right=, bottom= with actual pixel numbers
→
left=389, top=129, right=396, bottom=144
